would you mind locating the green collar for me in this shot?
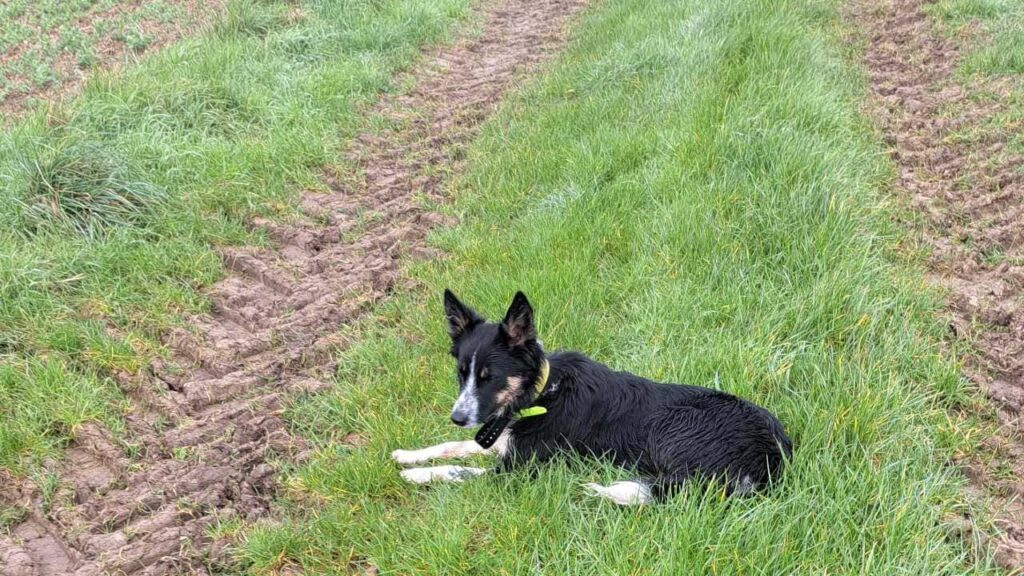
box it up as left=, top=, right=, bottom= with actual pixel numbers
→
left=516, top=359, right=550, bottom=419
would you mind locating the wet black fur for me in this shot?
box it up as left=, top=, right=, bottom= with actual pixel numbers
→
left=443, top=289, right=793, bottom=498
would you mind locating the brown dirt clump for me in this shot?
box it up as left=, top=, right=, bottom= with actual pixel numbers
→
left=0, top=0, right=586, bottom=573
left=849, top=0, right=1024, bottom=571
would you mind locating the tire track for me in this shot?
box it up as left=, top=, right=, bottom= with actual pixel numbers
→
left=0, top=0, right=586, bottom=573
left=849, top=0, right=1024, bottom=570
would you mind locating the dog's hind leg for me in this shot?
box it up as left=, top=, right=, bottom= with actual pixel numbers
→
left=392, top=431, right=510, bottom=464
left=400, top=465, right=487, bottom=484
left=583, top=480, right=653, bottom=506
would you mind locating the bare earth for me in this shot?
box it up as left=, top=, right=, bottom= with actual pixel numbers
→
left=850, top=0, right=1024, bottom=570
left=0, top=0, right=586, bottom=573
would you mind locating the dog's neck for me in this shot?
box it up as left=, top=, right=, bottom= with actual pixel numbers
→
left=533, top=358, right=550, bottom=396
left=516, top=358, right=550, bottom=418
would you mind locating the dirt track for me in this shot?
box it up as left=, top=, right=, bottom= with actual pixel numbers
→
left=0, top=0, right=585, bottom=573
left=850, top=0, right=1024, bottom=570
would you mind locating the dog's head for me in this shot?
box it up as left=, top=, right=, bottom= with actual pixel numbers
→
left=442, top=289, right=545, bottom=427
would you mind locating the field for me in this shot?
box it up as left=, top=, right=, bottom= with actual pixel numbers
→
left=0, top=0, right=223, bottom=121
left=0, top=0, right=1022, bottom=574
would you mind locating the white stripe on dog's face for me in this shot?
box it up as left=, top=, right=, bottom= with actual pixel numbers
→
left=451, top=352, right=479, bottom=426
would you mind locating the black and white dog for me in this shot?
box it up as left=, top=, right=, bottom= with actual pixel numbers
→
left=392, top=290, right=792, bottom=504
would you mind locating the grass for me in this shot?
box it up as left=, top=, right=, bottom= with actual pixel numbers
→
left=0, top=0, right=471, bottom=474
left=234, top=0, right=1000, bottom=573
left=929, top=0, right=1024, bottom=75
left=17, top=139, right=167, bottom=237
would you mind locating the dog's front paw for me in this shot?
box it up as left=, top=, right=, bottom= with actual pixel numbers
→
left=400, top=465, right=486, bottom=484
left=391, top=448, right=418, bottom=464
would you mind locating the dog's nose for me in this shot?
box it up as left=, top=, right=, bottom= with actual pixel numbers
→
left=451, top=413, right=468, bottom=427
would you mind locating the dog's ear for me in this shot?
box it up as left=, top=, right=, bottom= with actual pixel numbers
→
left=444, top=289, right=482, bottom=341
left=500, top=291, right=536, bottom=348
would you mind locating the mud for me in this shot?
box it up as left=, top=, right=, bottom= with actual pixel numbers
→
left=0, top=0, right=586, bottom=573
left=849, top=0, right=1024, bottom=570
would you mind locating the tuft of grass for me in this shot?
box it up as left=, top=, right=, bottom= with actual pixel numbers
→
left=215, top=0, right=291, bottom=39
left=236, top=0, right=999, bottom=573
left=17, top=140, right=166, bottom=238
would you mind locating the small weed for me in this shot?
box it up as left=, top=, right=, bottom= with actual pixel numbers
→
left=115, top=29, right=154, bottom=52
left=35, top=470, right=61, bottom=514
left=0, top=504, right=28, bottom=529
left=206, top=514, right=245, bottom=540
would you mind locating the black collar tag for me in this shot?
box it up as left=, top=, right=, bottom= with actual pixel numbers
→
left=474, top=414, right=512, bottom=448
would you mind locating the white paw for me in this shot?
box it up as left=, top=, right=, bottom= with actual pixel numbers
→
left=584, top=481, right=653, bottom=506
left=400, top=466, right=487, bottom=484
left=391, top=449, right=420, bottom=464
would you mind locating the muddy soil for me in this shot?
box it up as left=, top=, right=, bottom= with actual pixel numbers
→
left=850, top=0, right=1024, bottom=570
left=0, top=0, right=585, bottom=573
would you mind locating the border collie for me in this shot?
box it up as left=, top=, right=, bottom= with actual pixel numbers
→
left=392, top=290, right=792, bottom=504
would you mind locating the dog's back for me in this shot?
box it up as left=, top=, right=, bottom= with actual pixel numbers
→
left=508, top=351, right=792, bottom=495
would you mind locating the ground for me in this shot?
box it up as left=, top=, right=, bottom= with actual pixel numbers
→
left=0, top=0, right=1022, bottom=574
left=850, top=0, right=1024, bottom=566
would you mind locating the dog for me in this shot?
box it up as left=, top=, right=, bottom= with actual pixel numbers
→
left=392, top=290, right=792, bottom=504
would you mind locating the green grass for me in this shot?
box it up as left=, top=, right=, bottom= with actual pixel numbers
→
left=930, top=0, right=1024, bottom=75
left=0, top=0, right=471, bottom=474
left=17, top=139, right=167, bottom=237
left=0, top=358, right=127, bottom=480
left=235, top=0, right=998, bottom=573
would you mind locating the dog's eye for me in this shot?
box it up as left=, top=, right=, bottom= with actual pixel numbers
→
left=480, top=367, right=489, bottom=380
left=459, top=363, right=468, bottom=376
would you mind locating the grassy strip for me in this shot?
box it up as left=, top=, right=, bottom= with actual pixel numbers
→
left=0, top=0, right=471, bottom=475
left=237, top=0, right=996, bottom=573
left=929, top=0, right=1024, bottom=75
